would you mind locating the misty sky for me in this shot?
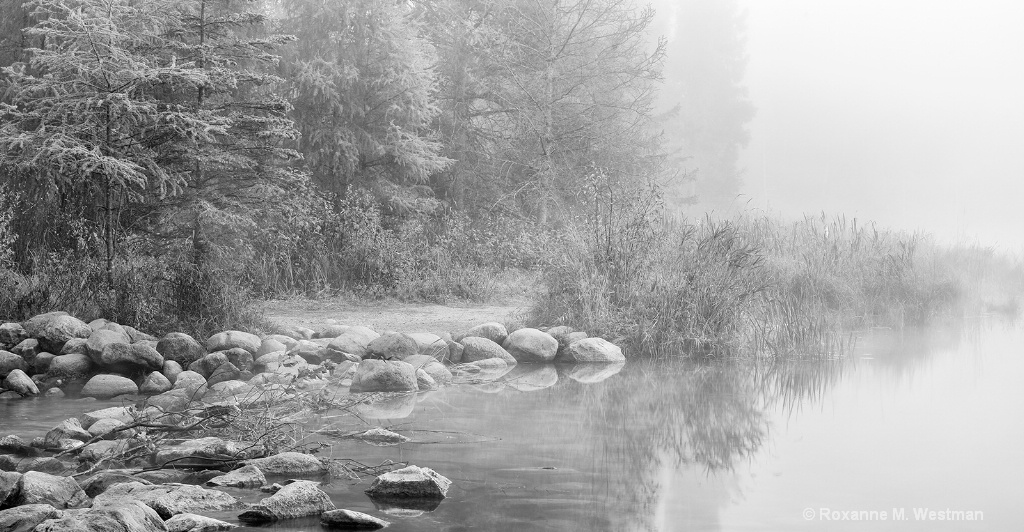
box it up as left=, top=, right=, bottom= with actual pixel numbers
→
left=735, top=0, right=1024, bottom=249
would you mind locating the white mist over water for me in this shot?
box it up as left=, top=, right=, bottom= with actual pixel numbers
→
left=737, top=0, right=1024, bottom=249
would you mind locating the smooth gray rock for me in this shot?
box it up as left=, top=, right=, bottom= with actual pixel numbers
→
left=94, top=481, right=243, bottom=519
left=57, top=338, right=88, bottom=356
left=23, top=312, right=91, bottom=353
left=0, top=503, right=63, bottom=532
left=320, top=508, right=389, bottom=530
left=44, top=419, right=92, bottom=446
left=366, top=333, right=418, bottom=361
left=206, top=331, right=260, bottom=354
left=405, top=332, right=446, bottom=358
left=80, top=470, right=153, bottom=498
left=502, top=328, right=558, bottom=363
left=244, top=452, right=327, bottom=476
left=30, top=352, right=55, bottom=374
left=165, top=512, right=237, bottom=532
left=365, top=465, right=451, bottom=500
left=3, top=369, right=38, bottom=396
left=87, top=418, right=132, bottom=440
left=46, top=354, right=93, bottom=379
left=171, top=371, right=206, bottom=395
left=80, top=374, right=138, bottom=399
left=10, top=339, right=39, bottom=362
left=205, top=362, right=242, bottom=388
left=415, top=368, right=437, bottom=390
left=402, top=355, right=453, bottom=385
left=153, top=437, right=259, bottom=469
left=162, top=360, right=183, bottom=384
left=206, top=464, right=266, bottom=488
left=34, top=499, right=164, bottom=532
left=157, top=333, right=206, bottom=368
left=557, top=337, right=625, bottom=363
left=349, top=359, right=417, bottom=393
left=79, top=406, right=137, bottom=429
left=237, top=480, right=335, bottom=523
left=123, top=326, right=156, bottom=343
left=0, top=323, right=28, bottom=349
left=0, top=350, right=27, bottom=378
left=325, top=333, right=368, bottom=360
left=188, top=352, right=228, bottom=379
left=460, top=337, right=517, bottom=366
left=140, top=371, right=172, bottom=395
left=0, top=470, right=20, bottom=507
left=85, top=329, right=130, bottom=362
left=354, top=428, right=409, bottom=446
left=454, top=322, right=508, bottom=344
left=16, top=471, right=88, bottom=508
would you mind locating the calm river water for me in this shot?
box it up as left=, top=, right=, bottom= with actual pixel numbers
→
left=2, top=319, right=1021, bottom=531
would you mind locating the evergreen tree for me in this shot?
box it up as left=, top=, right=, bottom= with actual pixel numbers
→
left=278, top=0, right=450, bottom=194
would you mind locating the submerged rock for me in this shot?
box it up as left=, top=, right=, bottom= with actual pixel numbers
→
left=206, top=464, right=266, bottom=488
left=320, top=508, right=390, bottom=530
left=365, top=465, right=451, bottom=500
left=165, top=512, right=238, bottom=532
left=237, top=480, right=335, bottom=523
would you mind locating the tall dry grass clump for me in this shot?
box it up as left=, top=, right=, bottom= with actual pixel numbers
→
left=533, top=176, right=1021, bottom=358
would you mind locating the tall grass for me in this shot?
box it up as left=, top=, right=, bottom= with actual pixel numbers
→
left=531, top=180, right=1022, bottom=357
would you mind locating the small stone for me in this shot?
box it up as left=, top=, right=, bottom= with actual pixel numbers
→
left=320, top=508, right=390, bottom=530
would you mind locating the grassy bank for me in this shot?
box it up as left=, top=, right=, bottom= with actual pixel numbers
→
left=530, top=210, right=1023, bottom=358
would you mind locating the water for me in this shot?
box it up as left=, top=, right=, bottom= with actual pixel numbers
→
left=2, top=319, right=1022, bottom=530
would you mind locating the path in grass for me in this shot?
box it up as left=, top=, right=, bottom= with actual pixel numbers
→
left=261, top=296, right=531, bottom=336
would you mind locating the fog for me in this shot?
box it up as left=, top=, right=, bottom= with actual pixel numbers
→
left=735, top=0, right=1024, bottom=249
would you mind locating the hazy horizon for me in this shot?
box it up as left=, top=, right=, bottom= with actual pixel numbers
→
left=735, top=0, right=1024, bottom=250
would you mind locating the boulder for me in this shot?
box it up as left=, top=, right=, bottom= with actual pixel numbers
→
left=206, top=331, right=260, bottom=354
left=171, top=371, right=206, bottom=395
left=206, top=464, right=266, bottom=488
left=96, top=342, right=162, bottom=373
left=15, top=457, right=67, bottom=475
left=94, top=481, right=243, bottom=519
left=123, top=325, right=156, bottom=343
left=405, top=333, right=447, bottom=359
left=162, top=360, right=183, bottom=384
left=80, top=470, right=153, bottom=498
left=147, top=389, right=192, bottom=413
left=46, top=354, right=93, bottom=379
left=30, top=352, right=55, bottom=374
left=165, top=513, right=237, bottom=532
left=77, top=441, right=125, bottom=463
left=16, top=471, right=88, bottom=508
left=237, top=480, right=335, bottom=523
left=502, top=328, right=558, bottom=363
left=244, top=451, right=327, bottom=476
left=153, top=437, right=259, bottom=469
left=157, top=333, right=206, bottom=368
left=0, top=503, right=62, bottom=532
left=80, top=374, right=138, bottom=399
left=34, top=499, right=165, bottom=532
left=0, top=435, right=37, bottom=456
left=140, top=371, right=172, bottom=395
left=402, top=355, right=453, bottom=385
left=187, top=352, right=229, bottom=379
left=3, top=370, right=38, bottom=396
left=0, top=470, right=20, bottom=507
left=317, top=325, right=379, bottom=344
left=23, top=312, right=91, bottom=353
left=325, top=333, right=369, bottom=360
left=206, top=362, right=242, bottom=388
left=58, top=338, right=88, bottom=356
left=288, top=340, right=330, bottom=365
left=557, top=337, right=625, bottom=363
left=445, top=340, right=464, bottom=364
left=84, top=329, right=130, bottom=362
left=0, top=323, right=28, bottom=349
left=350, top=359, right=417, bottom=393
left=415, top=369, right=437, bottom=390
left=0, top=350, right=27, bottom=378
left=43, top=419, right=92, bottom=446
left=321, top=508, right=389, bottom=530
left=256, top=338, right=288, bottom=357
left=365, top=333, right=418, bottom=361
left=87, top=418, right=131, bottom=440
left=353, top=428, right=409, bottom=446
left=460, top=337, right=517, bottom=366
left=365, top=465, right=451, bottom=500
left=10, top=339, right=39, bottom=362
left=219, top=348, right=253, bottom=372
left=454, top=322, right=508, bottom=344
left=80, top=406, right=138, bottom=429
